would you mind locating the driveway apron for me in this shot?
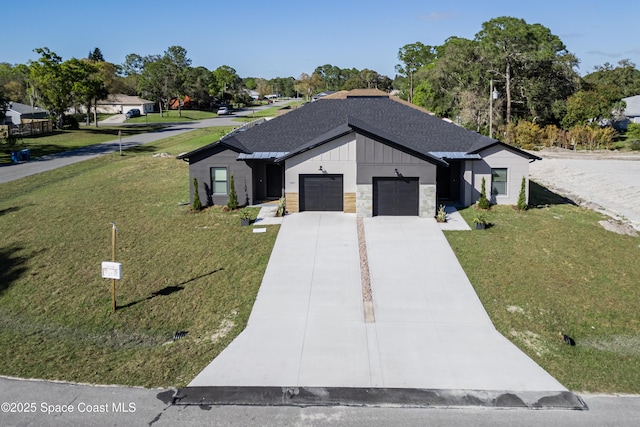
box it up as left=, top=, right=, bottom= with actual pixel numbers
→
left=189, top=213, right=566, bottom=393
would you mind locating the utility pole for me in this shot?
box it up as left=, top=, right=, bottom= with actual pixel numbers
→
left=489, top=79, right=494, bottom=139
left=489, top=79, right=499, bottom=139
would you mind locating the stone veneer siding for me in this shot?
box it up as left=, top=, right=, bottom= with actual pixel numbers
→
left=356, top=184, right=373, bottom=217
left=419, top=184, right=437, bottom=218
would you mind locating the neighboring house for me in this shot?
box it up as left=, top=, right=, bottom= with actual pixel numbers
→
left=169, top=95, right=192, bottom=109
left=619, top=95, right=640, bottom=130
left=2, top=102, right=49, bottom=125
left=247, top=90, right=260, bottom=100
left=93, top=94, right=155, bottom=115
left=178, top=89, right=540, bottom=217
left=311, top=91, right=337, bottom=101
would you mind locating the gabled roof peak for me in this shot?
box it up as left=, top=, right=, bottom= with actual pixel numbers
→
left=321, top=89, right=389, bottom=99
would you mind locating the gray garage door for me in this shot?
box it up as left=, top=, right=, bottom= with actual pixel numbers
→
left=373, top=177, right=419, bottom=216
left=299, top=174, right=343, bottom=211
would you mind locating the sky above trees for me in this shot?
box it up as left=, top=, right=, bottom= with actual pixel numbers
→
left=2, top=0, right=639, bottom=79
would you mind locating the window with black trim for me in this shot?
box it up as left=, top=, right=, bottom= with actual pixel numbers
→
left=491, top=168, right=508, bottom=196
left=211, top=167, right=228, bottom=195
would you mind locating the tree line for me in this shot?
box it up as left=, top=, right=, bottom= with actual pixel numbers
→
left=2, top=15, right=640, bottom=151
left=0, top=46, right=395, bottom=129
left=392, top=16, right=640, bottom=149
left=1, top=46, right=272, bottom=127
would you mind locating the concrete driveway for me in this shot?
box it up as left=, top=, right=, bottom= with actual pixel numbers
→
left=188, top=213, right=583, bottom=408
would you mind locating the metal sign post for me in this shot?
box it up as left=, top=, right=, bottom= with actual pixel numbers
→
left=118, top=130, right=122, bottom=156
left=111, top=223, right=116, bottom=312
left=101, top=222, right=122, bottom=313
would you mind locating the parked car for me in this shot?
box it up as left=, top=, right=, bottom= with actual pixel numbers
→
left=217, top=106, right=230, bottom=116
left=125, top=109, right=141, bottom=119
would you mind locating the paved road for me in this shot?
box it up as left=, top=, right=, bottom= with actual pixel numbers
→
left=1, top=376, right=639, bottom=426
left=0, top=101, right=291, bottom=184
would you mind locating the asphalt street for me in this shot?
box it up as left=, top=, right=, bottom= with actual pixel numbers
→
left=1, top=376, right=639, bottom=427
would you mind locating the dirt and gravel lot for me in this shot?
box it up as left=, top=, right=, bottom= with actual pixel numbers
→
left=529, top=148, right=640, bottom=231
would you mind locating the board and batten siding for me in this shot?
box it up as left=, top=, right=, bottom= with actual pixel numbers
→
left=473, top=145, right=531, bottom=205
left=284, top=134, right=357, bottom=213
left=284, top=134, right=357, bottom=191
left=355, top=134, right=437, bottom=184
left=355, top=134, right=437, bottom=217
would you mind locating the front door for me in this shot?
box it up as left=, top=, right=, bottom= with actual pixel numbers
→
left=266, top=164, right=283, bottom=198
left=436, top=161, right=461, bottom=202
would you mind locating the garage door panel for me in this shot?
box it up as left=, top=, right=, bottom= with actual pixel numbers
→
left=374, top=179, right=395, bottom=216
left=373, top=177, right=419, bottom=216
left=300, top=175, right=343, bottom=212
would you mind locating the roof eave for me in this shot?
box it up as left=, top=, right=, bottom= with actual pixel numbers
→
left=468, top=141, right=542, bottom=161
left=176, top=139, right=248, bottom=161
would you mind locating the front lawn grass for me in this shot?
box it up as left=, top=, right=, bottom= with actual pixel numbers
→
left=0, top=127, right=276, bottom=388
left=0, top=126, right=160, bottom=165
left=444, top=182, right=640, bottom=393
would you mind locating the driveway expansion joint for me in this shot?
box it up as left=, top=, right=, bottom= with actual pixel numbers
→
left=357, top=217, right=375, bottom=323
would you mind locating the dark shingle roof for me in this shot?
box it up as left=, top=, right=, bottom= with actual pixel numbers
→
left=8, top=102, right=49, bottom=115
left=229, top=97, right=496, bottom=154
left=179, top=96, right=539, bottom=161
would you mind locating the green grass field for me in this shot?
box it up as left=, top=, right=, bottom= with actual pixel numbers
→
left=0, top=127, right=275, bottom=388
left=444, top=183, right=640, bottom=393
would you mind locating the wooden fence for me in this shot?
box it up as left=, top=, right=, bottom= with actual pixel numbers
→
left=1, top=120, right=53, bottom=137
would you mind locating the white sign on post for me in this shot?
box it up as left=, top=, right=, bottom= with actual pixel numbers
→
left=101, top=261, right=122, bottom=280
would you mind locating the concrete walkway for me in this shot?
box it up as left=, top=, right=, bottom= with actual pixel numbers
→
left=188, top=213, right=574, bottom=405
left=437, top=205, right=470, bottom=231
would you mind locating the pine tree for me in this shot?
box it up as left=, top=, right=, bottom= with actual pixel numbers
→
left=477, top=177, right=490, bottom=209
left=88, top=47, right=105, bottom=62
left=517, top=176, right=528, bottom=210
left=192, top=178, right=202, bottom=211
left=227, top=175, right=238, bottom=210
